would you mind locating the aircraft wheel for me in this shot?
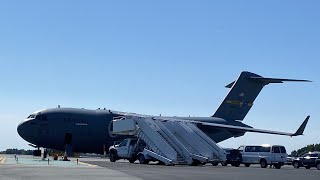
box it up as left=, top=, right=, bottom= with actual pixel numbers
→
left=109, top=152, right=117, bottom=162
left=260, top=159, right=267, bottom=168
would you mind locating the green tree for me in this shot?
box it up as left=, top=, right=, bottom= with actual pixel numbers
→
left=291, top=143, right=320, bottom=156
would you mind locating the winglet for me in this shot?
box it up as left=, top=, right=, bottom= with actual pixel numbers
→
left=292, top=116, right=310, bottom=136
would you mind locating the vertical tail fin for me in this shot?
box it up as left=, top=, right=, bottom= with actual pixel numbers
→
left=213, top=71, right=310, bottom=121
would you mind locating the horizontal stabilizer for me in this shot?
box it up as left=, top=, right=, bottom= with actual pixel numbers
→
left=248, top=77, right=311, bottom=84
left=225, top=76, right=311, bottom=88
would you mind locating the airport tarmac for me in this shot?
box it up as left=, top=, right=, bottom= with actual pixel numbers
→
left=83, top=159, right=320, bottom=180
left=0, top=155, right=319, bottom=180
left=0, top=155, right=142, bottom=180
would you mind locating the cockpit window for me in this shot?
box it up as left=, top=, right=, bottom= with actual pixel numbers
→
left=27, top=114, right=36, bottom=119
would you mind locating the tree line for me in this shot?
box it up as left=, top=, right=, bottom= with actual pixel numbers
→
left=291, top=143, right=320, bottom=157
left=0, top=149, right=33, bottom=155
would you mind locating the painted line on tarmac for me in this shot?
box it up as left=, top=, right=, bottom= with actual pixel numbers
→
left=75, top=161, right=97, bottom=167
left=0, top=157, right=6, bottom=164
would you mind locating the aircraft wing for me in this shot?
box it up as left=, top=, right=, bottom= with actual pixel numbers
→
left=191, top=116, right=310, bottom=137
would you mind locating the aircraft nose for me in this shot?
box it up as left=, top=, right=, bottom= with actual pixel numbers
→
left=17, top=119, right=36, bottom=142
left=17, top=120, right=28, bottom=140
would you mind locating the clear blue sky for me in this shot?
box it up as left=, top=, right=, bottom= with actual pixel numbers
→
left=0, top=0, right=319, bottom=153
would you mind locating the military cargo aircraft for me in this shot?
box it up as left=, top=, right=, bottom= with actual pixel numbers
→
left=17, top=71, right=310, bottom=156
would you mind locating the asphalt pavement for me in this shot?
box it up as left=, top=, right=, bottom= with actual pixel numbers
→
left=84, top=159, right=320, bottom=180
left=0, top=155, right=319, bottom=180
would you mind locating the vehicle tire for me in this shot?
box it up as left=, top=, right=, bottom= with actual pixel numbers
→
left=305, top=166, right=311, bottom=169
left=244, top=163, right=250, bottom=167
left=221, top=161, right=228, bottom=166
left=191, top=160, right=201, bottom=166
left=139, top=155, right=149, bottom=164
left=293, top=161, right=300, bottom=169
left=211, top=162, right=219, bottom=166
left=316, top=163, right=320, bottom=170
left=129, top=158, right=136, bottom=163
left=274, top=164, right=281, bottom=169
left=260, top=159, right=268, bottom=168
left=234, top=163, right=240, bottom=167
left=109, top=152, right=117, bottom=162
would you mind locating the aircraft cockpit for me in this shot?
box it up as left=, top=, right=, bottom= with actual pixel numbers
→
left=27, top=114, right=36, bottom=119
left=25, top=113, right=48, bottom=121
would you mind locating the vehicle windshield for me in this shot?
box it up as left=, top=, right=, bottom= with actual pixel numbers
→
left=118, top=139, right=128, bottom=147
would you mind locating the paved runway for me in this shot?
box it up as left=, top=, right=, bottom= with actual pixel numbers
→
left=83, top=159, right=320, bottom=180
left=0, top=155, right=319, bottom=180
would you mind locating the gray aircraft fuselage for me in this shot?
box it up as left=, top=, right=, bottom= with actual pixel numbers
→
left=17, top=108, right=248, bottom=154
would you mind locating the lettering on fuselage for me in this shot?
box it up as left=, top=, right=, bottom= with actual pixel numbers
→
left=63, top=118, right=89, bottom=125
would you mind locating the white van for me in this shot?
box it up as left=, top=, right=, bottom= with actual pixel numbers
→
left=238, top=145, right=288, bottom=169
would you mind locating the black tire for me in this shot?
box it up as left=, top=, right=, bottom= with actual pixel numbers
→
left=109, top=152, right=117, bottom=162
left=191, top=160, right=201, bottom=166
left=293, top=161, right=300, bottom=169
left=305, top=166, right=311, bottom=169
left=244, top=163, right=250, bottom=167
left=129, top=158, right=136, bottom=163
left=316, top=163, right=320, bottom=170
left=260, top=159, right=268, bottom=168
left=274, top=164, right=281, bottom=169
left=234, top=163, right=240, bottom=167
left=211, top=162, right=219, bottom=166
left=221, top=161, right=228, bottom=166
left=139, top=155, right=149, bottom=164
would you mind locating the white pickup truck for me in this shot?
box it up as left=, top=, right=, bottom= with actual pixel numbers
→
left=109, top=138, right=148, bottom=164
